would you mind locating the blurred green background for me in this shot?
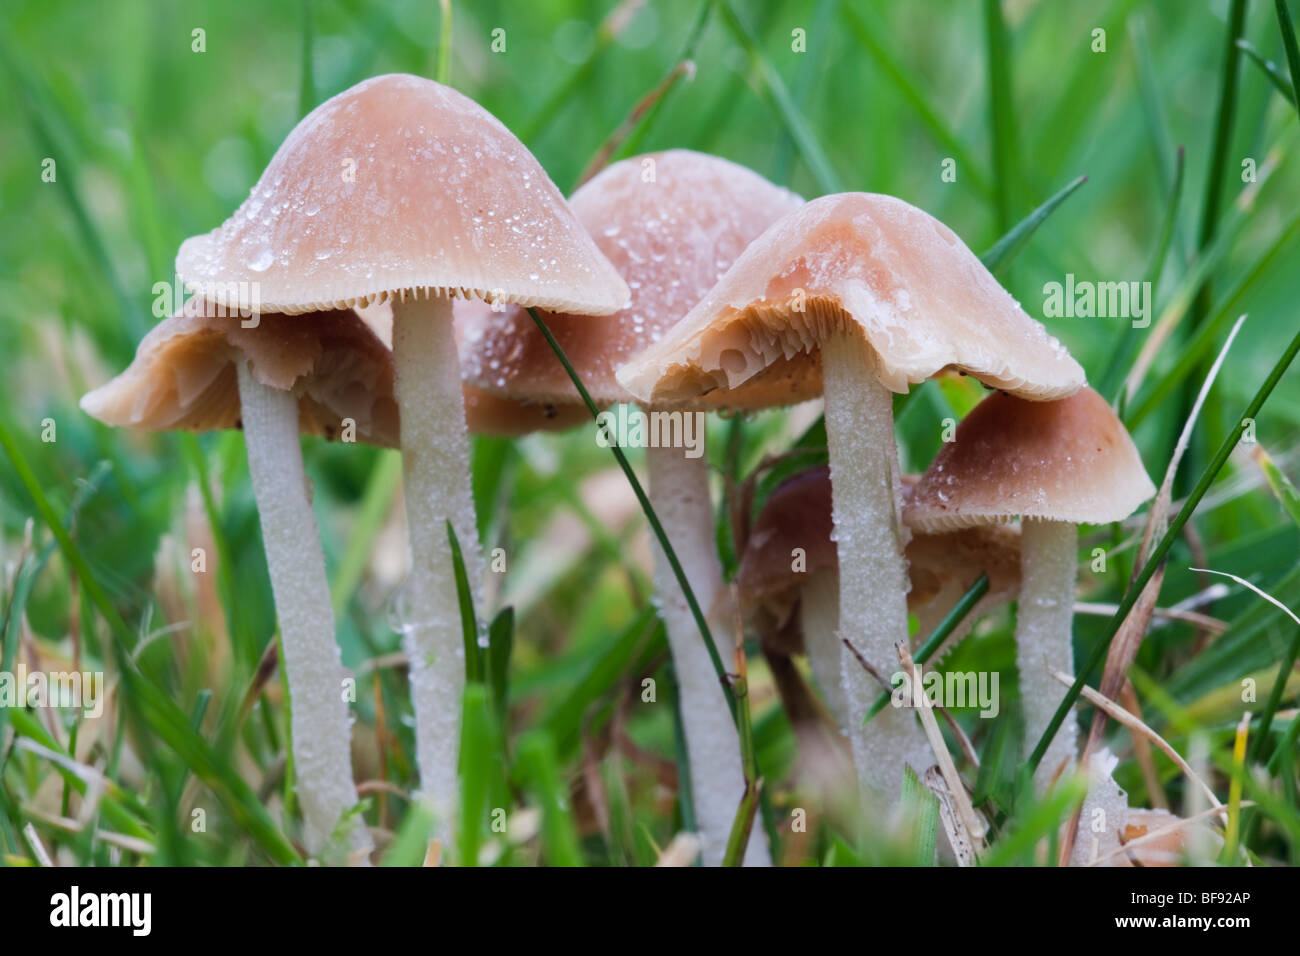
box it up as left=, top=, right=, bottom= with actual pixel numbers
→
left=1, top=0, right=1298, bottom=865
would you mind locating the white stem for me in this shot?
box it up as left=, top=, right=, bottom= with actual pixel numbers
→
left=801, top=569, right=848, bottom=731
left=237, top=360, right=370, bottom=861
left=392, top=295, right=485, bottom=824
left=646, top=439, right=770, bottom=867
left=821, top=329, right=931, bottom=794
left=1018, top=518, right=1079, bottom=792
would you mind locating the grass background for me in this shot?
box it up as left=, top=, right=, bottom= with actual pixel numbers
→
left=1, top=0, right=1299, bottom=865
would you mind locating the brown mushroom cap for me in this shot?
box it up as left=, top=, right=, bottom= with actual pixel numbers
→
left=906, top=386, right=1156, bottom=532
left=461, top=385, right=591, bottom=436
left=176, top=74, right=628, bottom=316
left=617, top=192, right=1085, bottom=409
left=80, top=303, right=399, bottom=446
left=735, top=465, right=1021, bottom=637
left=461, top=150, right=803, bottom=408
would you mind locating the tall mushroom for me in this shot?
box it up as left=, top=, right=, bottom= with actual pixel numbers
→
left=461, top=150, right=802, bottom=865
left=905, top=387, right=1155, bottom=790
left=81, top=302, right=397, bottom=859
left=618, top=193, right=1085, bottom=796
left=175, top=74, right=628, bottom=817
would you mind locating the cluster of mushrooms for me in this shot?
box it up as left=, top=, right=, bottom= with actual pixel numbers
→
left=82, top=73, right=1176, bottom=866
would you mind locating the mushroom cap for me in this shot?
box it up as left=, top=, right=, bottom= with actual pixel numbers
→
left=80, top=302, right=399, bottom=447
left=616, top=192, right=1085, bottom=409
left=461, top=150, right=803, bottom=408
left=176, top=74, right=628, bottom=316
left=735, top=465, right=1021, bottom=636
left=906, top=386, right=1156, bottom=531
left=462, top=385, right=591, bottom=436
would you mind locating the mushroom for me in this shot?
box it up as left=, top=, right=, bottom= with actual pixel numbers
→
left=735, top=465, right=1021, bottom=733
left=906, top=387, right=1155, bottom=790
left=81, top=302, right=395, bottom=859
left=618, top=193, right=1085, bottom=796
left=175, top=74, right=628, bottom=817
left=461, top=150, right=802, bottom=865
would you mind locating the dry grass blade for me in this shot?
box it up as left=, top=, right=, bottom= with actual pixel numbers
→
left=655, top=832, right=702, bottom=866
left=1121, top=680, right=1168, bottom=809
left=896, top=642, right=987, bottom=853
left=1063, top=307, right=1239, bottom=863
left=842, top=636, right=893, bottom=694
left=1073, top=601, right=1227, bottom=634
left=1088, top=802, right=1243, bottom=867
left=23, top=823, right=54, bottom=866
left=576, top=60, right=696, bottom=188
left=1048, top=667, right=1225, bottom=817
left=22, top=805, right=157, bottom=856
left=1191, top=567, right=1300, bottom=628
left=1086, top=315, right=1247, bottom=753
left=924, top=766, right=976, bottom=866
left=1139, top=315, right=1247, bottom=564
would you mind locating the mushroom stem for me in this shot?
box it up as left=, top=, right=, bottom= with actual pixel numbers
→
left=645, top=440, right=770, bottom=867
left=391, top=294, right=485, bottom=821
left=821, top=329, right=931, bottom=794
left=800, top=569, right=848, bottom=731
left=236, top=360, right=370, bottom=860
left=1017, top=517, right=1079, bottom=791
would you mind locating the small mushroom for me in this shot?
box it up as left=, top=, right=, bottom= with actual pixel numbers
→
left=735, top=465, right=1021, bottom=733
left=618, top=193, right=1085, bottom=795
left=906, top=387, right=1155, bottom=791
left=462, top=150, right=802, bottom=866
left=175, top=74, right=628, bottom=818
left=81, top=303, right=393, bottom=859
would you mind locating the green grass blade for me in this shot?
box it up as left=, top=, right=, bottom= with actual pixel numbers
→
left=517, top=730, right=583, bottom=866
left=1238, top=38, right=1297, bottom=105
left=1197, top=0, right=1249, bottom=254
left=379, top=800, right=435, bottom=865
left=1028, top=319, right=1300, bottom=773
left=979, top=176, right=1087, bottom=275
left=0, top=30, right=140, bottom=343
left=1, top=421, right=304, bottom=864
left=457, top=682, right=493, bottom=866
left=436, top=0, right=453, bottom=86
left=1126, top=209, right=1300, bottom=428
left=841, top=2, right=991, bottom=199
left=983, top=0, right=1020, bottom=231
left=1276, top=0, right=1300, bottom=116
left=865, top=574, right=990, bottom=724
left=446, top=520, right=482, bottom=683
left=718, top=0, right=843, bottom=193
left=300, top=0, right=316, bottom=114
left=1190, top=568, right=1300, bottom=765
left=900, top=766, right=940, bottom=866
left=487, top=606, right=514, bottom=725
left=331, top=449, right=402, bottom=615
left=180, top=434, right=253, bottom=666
left=612, top=0, right=715, bottom=165
left=539, top=608, right=658, bottom=756
left=1255, top=445, right=1300, bottom=527
left=1102, top=147, right=1185, bottom=405
left=524, top=308, right=733, bottom=715
left=978, top=775, right=1087, bottom=866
